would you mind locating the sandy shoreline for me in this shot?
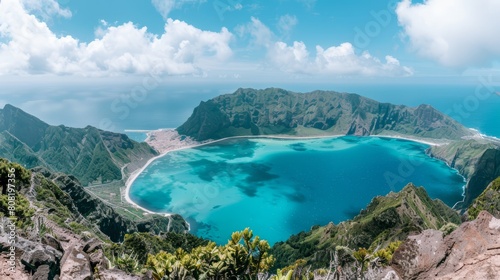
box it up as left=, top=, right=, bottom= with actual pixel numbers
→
left=123, top=130, right=453, bottom=217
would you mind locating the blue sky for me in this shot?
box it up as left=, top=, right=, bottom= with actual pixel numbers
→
left=0, top=0, right=499, bottom=130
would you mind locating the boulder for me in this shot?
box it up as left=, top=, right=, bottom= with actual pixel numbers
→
left=18, top=239, right=62, bottom=278
left=390, top=211, right=500, bottom=279
left=88, top=249, right=107, bottom=269
left=41, top=235, right=64, bottom=253
left=97, top=268, right=141, bottom=280
left=390, top=229, right=446, bottom=278
left=83, top=239, right=103, bottom=254
left=59, top=248, right=92, bottom=280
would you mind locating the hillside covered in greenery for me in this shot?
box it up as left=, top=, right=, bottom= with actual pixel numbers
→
left=0, top=104, right=158, bottom=185
left=429, top=139, right=500, bottom=207
left=177, top=88, right=474, bottom=141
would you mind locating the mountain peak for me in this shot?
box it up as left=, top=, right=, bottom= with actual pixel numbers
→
left=0, top=104, right=49, bottom=148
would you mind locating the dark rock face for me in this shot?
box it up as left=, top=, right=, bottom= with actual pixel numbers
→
left=428, top=140, right=500, bottom=210
left=178, top=88, right=473, bottom=141
left=390, top=211, right=500, bottom=279
left=464, top=148, right=500, bottom=207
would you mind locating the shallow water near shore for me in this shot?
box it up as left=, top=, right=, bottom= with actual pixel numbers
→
left=129, top=136, right=465, bottom=245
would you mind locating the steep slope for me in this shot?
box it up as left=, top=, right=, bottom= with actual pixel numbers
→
left=466, top=177, right=500, bottom=220
left=177, top=88, right=474, bottom=141
left=0, top=158, right=194, bottom=280
left=0, top=104, right=158, bottom=185
left=270, top=183, right=461, bottom=269
left=429, top=139, right=500, bottom=208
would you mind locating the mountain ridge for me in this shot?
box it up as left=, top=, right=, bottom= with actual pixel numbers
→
left=0, top=104, right=158, bottom=185
left=177, top=88, right=474, bottom=141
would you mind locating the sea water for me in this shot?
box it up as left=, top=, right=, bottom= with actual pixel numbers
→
left=129, top=136, right=465, bottom=245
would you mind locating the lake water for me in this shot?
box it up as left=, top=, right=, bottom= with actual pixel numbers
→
left=129, top=136, right=465, bottom=245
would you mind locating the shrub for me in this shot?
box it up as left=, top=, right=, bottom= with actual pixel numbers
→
left=146, top=228, right=274, bottom=279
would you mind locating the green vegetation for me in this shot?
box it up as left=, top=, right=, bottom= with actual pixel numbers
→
left=0, top=159, right=34, bottom=229
left=109, top=250, right=142, bottom=274
left=0, top=192, right=34, bottom=229
left=467, top=177, right=500, bottom=220
left=34, top=174, right=74, bottom=227
left=372, top=240, right=402, bottom=265
left=106, top=232, right=209, bottom=265
left=178, top=88, right=473, bottom=141
left=145, top=228, right=274, bottom=279
left=439, top=223, right=459, bottom=236
left=0, top=105, right=157, bottom=186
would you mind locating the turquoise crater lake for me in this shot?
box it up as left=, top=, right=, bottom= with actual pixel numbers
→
left=129, top=136, right=465, bottom=245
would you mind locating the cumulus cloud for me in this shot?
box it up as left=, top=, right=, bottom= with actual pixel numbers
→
left=396, top=0, right=500, bottom=68
left=243, top=18, right=412, bottom=77
left=0, top=0, right=232, bottom=76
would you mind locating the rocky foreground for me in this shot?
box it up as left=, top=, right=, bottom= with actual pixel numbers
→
left=380, top=211, right=500, bottom=280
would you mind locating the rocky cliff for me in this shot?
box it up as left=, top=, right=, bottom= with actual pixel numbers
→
left=177, top=88, right=474, bottom=141
left=429, top=139, right=500, bottom=208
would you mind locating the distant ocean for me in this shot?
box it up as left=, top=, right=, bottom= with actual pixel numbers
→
left=123, top=83, right=500, bottom=141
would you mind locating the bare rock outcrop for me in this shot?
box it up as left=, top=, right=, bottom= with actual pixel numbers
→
left=390, top=211, right=500, bottom=279
left=59, top=248, right=92, bottom=280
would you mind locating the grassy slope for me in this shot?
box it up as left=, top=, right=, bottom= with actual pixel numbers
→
left=466, top=177, right=500, bottom=220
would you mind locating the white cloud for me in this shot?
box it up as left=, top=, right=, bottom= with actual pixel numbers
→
left=277, top=14, right=298, bottom=38
left=396, top=0, right=500, bottom=68
left=21, top=0, right=71, bottom=20
left=236, top=17, right=274, bottom=48
left=151, top=0, right=176, bottom=19
left=151, top=0, right=206, bottom=20
left=243, top=18, right=412, bottom=77
left=0, top=0, right=232, bottom=76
